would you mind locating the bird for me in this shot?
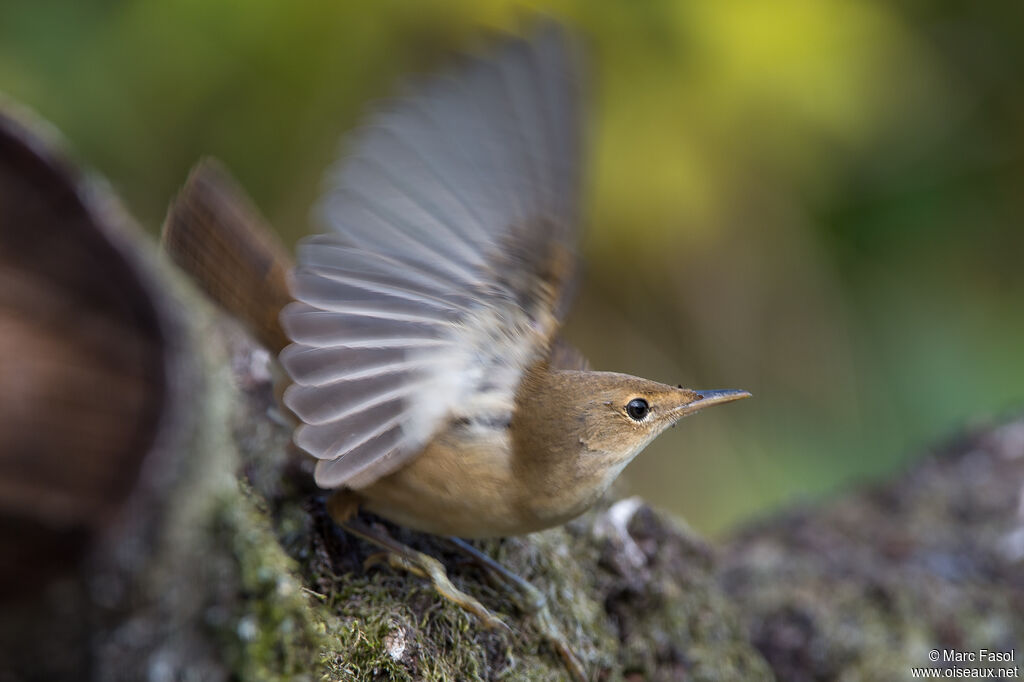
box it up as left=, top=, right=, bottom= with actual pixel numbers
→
left=162, top=20, right=749, bottom=680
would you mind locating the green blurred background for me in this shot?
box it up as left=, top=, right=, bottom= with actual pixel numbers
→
left=3, top=0, right=1022, bottom=536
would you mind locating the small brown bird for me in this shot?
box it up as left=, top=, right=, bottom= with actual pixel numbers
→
left=164, top=21, right=748, bottom=678
left=280, top=23, right=748, bottom=537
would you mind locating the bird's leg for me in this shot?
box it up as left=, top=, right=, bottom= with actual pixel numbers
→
left=325, top=492, right=507, bottom=631
left=446, top=537, right=588, bottom=682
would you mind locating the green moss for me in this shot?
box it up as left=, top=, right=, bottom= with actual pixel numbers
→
left=311, top=547, right=516, bottom=681
left=720, top=420, right=1024, bottom=681
left=212, top=483, right=328, bottom=682
left=243, top=489, right=771, bottom=681
left=215, top=326, right=772, bottom=681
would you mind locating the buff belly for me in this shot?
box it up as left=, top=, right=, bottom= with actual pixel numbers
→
left=354, top=428, right=584, bottom=538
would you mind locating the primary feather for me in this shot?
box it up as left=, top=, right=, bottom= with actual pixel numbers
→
left=280, top=23, right=584, bottom=489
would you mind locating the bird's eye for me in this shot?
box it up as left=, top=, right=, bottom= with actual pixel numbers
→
left=626, top=398, right=649, bottom=421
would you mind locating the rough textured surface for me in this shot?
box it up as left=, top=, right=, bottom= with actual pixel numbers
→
left=225, top=325, right=772, bottom=681
left=10, top=99, right=1016, bottom=681
left=720, top=419, right=1024, bottom=681
left=3, top=215, right=1021, bottom=681
left=5, top=287, right=1022, bottom=682
left=265, top=497, right=772, bottom=681
left=228, top=316, right=1024, bottom=680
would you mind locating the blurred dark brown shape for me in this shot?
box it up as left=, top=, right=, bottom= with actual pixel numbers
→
left=0, top=107, right=167, bottom=597
left=162, top=158, right=294, bottom=355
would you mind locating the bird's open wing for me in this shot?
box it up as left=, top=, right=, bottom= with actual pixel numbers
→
left=279, top=23, right=584, bottom=489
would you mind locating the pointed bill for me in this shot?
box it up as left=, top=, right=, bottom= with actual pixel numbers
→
left=672, top=389, right=752, bottom=418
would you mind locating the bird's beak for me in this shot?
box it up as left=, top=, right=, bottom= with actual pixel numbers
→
left=674, top=389, right=751, bottom=417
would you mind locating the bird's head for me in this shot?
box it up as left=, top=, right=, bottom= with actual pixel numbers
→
left=514, top=369, right=750, bottom=500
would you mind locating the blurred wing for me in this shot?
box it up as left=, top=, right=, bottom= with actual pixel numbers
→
left=547, top=337, right=590, bottom=371
left=280, top=23, right=584, bottom=489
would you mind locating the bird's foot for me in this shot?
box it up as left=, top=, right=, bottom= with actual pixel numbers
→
left=327, top=501, right=586, bottom=681
left=363, top=547, right=508, bottom=631
left=447, top=537, right=588, bottom=682
left=340, top=518, right=508, bottom=632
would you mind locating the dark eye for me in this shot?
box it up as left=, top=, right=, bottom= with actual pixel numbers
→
left=626, top=398, right=649, bottom=421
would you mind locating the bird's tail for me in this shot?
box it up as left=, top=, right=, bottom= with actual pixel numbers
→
left=161, top=159, right=293, bottom=354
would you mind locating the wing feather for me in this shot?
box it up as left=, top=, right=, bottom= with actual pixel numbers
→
left=297, top=237, right=475, bottom=307
left=312, top=426, right=406, bottom=489
left=284, top=372, right=426, bottom=425
left=280, top=22, right=584, bottom=489
left=321, top=185, right=482, bottom=284
left=281, top=345, right=441, bottom=385
left=349, top=124, right=493, bottom=244
left=291, top=271, right=461, bottom=323
left=295, top=406, right=405, bottom=457
left=281, top=304, right=446, bottom=347
left=305, top=425, right=405, bottom=483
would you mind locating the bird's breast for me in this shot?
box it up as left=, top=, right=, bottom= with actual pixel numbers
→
left=356, top=423, right=519, bottom=537
left=355, top=417, right=588, bottom=538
